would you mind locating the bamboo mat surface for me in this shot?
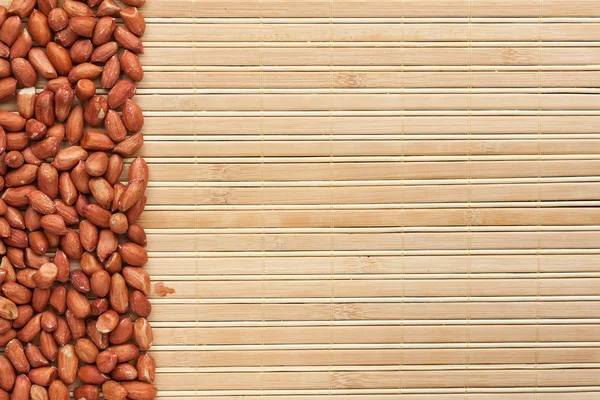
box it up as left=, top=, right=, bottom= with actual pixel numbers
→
left=8, top=0, right=600, bottom=398
left=140, top=0, right=600, bottom=398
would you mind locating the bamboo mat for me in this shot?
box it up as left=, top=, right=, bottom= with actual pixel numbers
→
left=5, top=0, right=599, bottom=398
left=141, top=0, right=600, bottom=398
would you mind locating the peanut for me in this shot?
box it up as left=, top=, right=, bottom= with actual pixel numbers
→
left=0, top=0, right=153, bottom=396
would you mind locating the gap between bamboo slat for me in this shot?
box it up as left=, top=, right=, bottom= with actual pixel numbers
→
left=145, top=179, right=600, bottom=188
left=137, top=1, right=600, bottom=18
left=147, top=301, right=600, bottom=322
left=146, top=251, right=600, bottom=258
left=152, top=394, right=600, bottom=400
left=149, top=319, right=600, bottom=327
left=155, top=364, right=600, bottom=372
left=152, top=392, right=600, bottom=400
left=134, top=156, right=600, bottom=164
left=99, top=89, right=600, bottom=94
left=149, top=273, right=600, bottom=281
left=142, top=66, right=600, bottom=72
left=141, top=111, right=600, bottom=116
left=145, top=181, right=600, bottom=189
left=149, top=343, right=600, bottom=350
left=143, top=41, right=600, bottom=47
left=144, top=17, right=600, bottom=23
left=132, top=135, right=600, bottom=140
left=149, top=297, right=600, bottom=304
left=142, top=226, right=600, bottom=233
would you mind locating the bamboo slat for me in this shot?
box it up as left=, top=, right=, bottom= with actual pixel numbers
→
left=143, top=231, right=600, bottom=251
left=142, top=23, right=600, bottom=42
left=147, top=278, right=600, bottom=299
left=151, top=325, right=600, bottom=345
left=151, top=348, right=600, bottom=367
left=135, top=94, right=600, bottom=111
left=137, top=208, right=600, bottom=228
left=137, top=71, right=600, bottom=88
left=140, top=47, right=600, bottom=66
left=143, top=116, right=600, bottom=134
left=143, top=255, right=600, bottom=275
left=144, top=183, right=600, bottom=205
left=152, top=369, right=600, bottom=389
left=147, top=302, right=600, bottom=322
left=136, top=141, right=600, bottom=157
left=139, top=160, right=600, bottom=181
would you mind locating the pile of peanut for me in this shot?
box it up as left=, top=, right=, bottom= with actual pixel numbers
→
left=0, top=0, right=155, bottom=399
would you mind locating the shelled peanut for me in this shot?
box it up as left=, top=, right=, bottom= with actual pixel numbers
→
left=0, top=0, right=155, bottom=399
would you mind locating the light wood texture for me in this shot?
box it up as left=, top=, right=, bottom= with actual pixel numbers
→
left=138, top=161, right=600, bottom=181
left=143, top=23, right=600, bottom=42
left=141, top=0, right=599, bottom=396
left=142, top=115, right=600, bottom=134
left=136, top=94, right=600, bottom=111
left=152, top=369, right=600, bottom=389
left=140, top=47, right=600, bottom=66
left=135, top=71, right=600, bottom=88
left=0, top=0, right=592, bottom=396
left=143, top=255, right=600, bottom=275
left=151, top=325, right=600, bottom=345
